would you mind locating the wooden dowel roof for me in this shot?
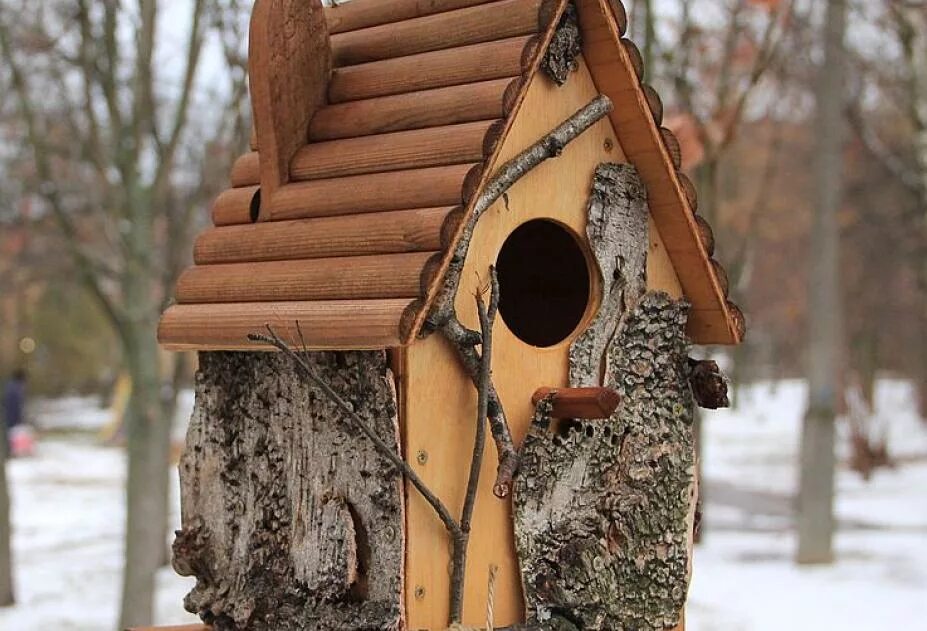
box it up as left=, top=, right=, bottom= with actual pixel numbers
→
left=309, top=77, right=517, bottom=141
left=266, top=163, right=477, bottom=222
left=194, top=207, right=452, bottom=265
left=175, top=252, right=435, bottom=304
left=324, top=0, right=495, bottom=35
left=290, top=120, right=498, bottom=181
left=159, top=299, right=415, bottom=351
left=160, top=0, right=745, bottom=351
left=329, top=0, right=544, bottom=66
left=329, top=35, right=536, bottom=103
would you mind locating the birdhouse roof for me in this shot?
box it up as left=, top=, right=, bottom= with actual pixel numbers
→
left=158, top=0, right=745, bottom=351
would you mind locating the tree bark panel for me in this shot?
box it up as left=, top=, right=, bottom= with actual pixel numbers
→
left=515, top=293, right=695, bottom=629
left=329, top=0, right=544, bottom=67
left=567, top=162, right=649, bottom=388
left=173, top=351, right=405, bottom=631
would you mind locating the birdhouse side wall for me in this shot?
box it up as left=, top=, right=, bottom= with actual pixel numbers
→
left=401, top=56, right=682, bottom=630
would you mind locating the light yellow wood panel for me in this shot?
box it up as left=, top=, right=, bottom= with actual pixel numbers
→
left=648, top=215, right=684, bottom=298
left=404, top=55, right=681, bottom=630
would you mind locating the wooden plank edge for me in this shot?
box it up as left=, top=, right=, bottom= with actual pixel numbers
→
left=532, top=386, right=622, bottom=418
left=324, top=0, right=496, bottom=35
left=582, top=0, right=740, bottom=345
left=158, top=299, right=413, bottom=351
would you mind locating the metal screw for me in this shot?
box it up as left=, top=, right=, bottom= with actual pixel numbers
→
left=414, top=585, right=426, bottom=600
left=416, top=450, right=429, bottom=465
left=604, top=138, right=614, bottom=152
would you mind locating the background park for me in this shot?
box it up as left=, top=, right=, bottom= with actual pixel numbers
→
left=0, top=0, right=924, bottom=629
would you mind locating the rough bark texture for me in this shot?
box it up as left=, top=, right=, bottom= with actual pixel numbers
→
left=542, top=3, right=582, bottom=86
left=514, top=293, right=695, bottom=630
left=173, top=351, right=404, bottom=631
left=513, top=162, right=695, bottom=629
left=687, top=359, right=730, bottom=410
left=569, top=163, right=648, bottom=387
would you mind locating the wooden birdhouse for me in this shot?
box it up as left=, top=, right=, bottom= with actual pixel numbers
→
left=157, top=0, right=744, bottom=630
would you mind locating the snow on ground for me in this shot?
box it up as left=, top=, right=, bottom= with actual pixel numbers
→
left=0, top=380, right=924, bottom=630
left=688, top=379, right=926, bottom=631
left=0, top=398, right=199, bottom=630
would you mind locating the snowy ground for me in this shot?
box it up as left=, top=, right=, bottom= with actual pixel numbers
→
left=0, top=380, right=924, bottom=630
left=687, top=379, right=926, bottom=630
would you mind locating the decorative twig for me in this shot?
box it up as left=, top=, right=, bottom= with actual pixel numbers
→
left=441, top=316, right=519, bottom=498
left=249, top=327, right=462, bottom=541
left=430, top=95, right=614, bottom=498
left=429, top=95, right=613, bottom=326
left=449, top=267, right=500, bottom=624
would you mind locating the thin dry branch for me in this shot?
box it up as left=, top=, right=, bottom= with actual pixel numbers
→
left=250, top=327, right=462, bottom=541
left=441, top=316, right=519, bottom=498
left=428, top=95, right=613, bottom=325
left=450, top=267, right=500, bottom=624
left=429, top=95, right=613, bottom=498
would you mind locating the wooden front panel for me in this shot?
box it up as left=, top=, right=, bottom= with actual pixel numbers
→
left=403, top=58, right=682, bottom=629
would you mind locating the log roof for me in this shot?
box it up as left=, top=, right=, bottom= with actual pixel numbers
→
left=158, top=0, right=745, bottom=351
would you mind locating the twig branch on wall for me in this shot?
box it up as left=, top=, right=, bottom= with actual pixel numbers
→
left=449, top=267, right=500, bottom=623
left=250, top=327, right=462, bottom=537
left=430, top=95, right=614, bottom=498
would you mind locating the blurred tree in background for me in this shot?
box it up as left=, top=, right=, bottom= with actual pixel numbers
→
left=0, top=0, right=923, bottom=624
left=0, top=0, right=251, bottom=627
left=625, top=0, right=927, bottom=552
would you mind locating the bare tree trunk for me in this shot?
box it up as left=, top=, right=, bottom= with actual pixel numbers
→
left=894, top=6, right=927, bottom=419
left=119, top=215, right=173, bottom=628
left=119, top=321, right=173, bottom=629
left=0, top=417, right=14, bottom=606
left=796, top=0, right=847, bottom=565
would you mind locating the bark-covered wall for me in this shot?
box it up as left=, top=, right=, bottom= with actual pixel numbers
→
left=513, top=163, right=697, bottom=630
left=173, top=351, right=404, bottom=631
left=515, top=295, right=695, bottom=631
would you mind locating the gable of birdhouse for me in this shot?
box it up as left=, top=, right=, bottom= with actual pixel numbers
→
left=158, top=0, right=744, bottom=352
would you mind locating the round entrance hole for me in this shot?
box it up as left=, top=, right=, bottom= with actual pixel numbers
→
left=496, top=219, right=592, bottom=347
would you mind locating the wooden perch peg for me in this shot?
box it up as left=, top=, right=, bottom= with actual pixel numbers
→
left=532, top=387, right=621, bottom=419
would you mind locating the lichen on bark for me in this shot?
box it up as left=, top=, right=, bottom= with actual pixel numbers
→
left=514, top=293, right=695, bottom=630
left=542, top=3, right=583, bottom=85
left=173, top=351, right=404, bottom=631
